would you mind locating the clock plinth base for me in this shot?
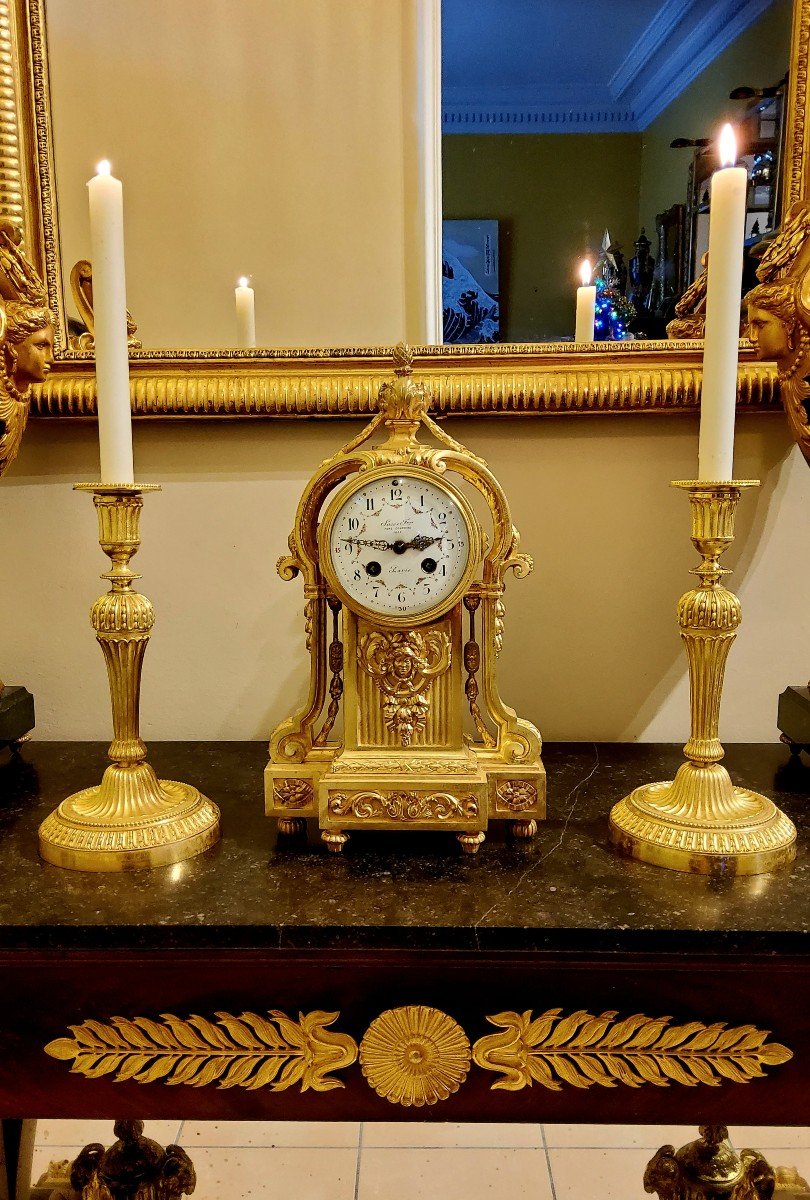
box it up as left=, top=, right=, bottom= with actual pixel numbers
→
left=266, top=750, right=546, bottom=855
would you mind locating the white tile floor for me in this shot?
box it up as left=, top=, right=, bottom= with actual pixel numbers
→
left=31, top=1121, right=810, bottom=1200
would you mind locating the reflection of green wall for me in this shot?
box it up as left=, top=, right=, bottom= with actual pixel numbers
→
left=442, top=134, right=642, bottom=341
left=638, top=0, right=792, bottom=239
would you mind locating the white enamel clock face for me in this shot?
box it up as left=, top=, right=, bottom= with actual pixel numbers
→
left=325, top=473, right=473, bottom=620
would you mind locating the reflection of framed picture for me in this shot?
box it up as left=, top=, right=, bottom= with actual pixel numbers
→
left=442, top=220, right=499, bottom=343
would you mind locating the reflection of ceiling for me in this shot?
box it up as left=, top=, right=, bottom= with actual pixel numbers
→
left=442, top=0, right=776, bottom=133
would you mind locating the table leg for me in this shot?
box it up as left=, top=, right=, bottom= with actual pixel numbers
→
left=2, top=1120, right=36, bottom=1200
left=644, top=1126, right=780, bottom=1199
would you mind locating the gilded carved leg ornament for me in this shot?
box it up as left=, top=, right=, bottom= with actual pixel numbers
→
left=644, top=1126, right=775, bottom=1200
left=70, top=1122, right=194, bottom=1200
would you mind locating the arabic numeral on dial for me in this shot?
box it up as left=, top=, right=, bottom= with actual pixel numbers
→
left=390, top=487, right=402, bottom=500
left=438, top=512, right=447, bottom=522
left=441, top=565, right=447, bottom=576
left=366, top=498, right=374, bottom=510
left=397, top=591, right=406, bottom=603
left=348, top=517, right=359, bottom=531
left=354, top=569, right=361, bottom=581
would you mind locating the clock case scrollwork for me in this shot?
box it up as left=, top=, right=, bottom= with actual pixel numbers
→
left=266, top=344, right=545, bottom=853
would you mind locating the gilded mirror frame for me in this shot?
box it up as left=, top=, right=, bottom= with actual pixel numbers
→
left=4, top=0, right=808, bottom=419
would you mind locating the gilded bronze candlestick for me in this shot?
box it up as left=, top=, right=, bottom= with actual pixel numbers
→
left=609, top=480, right=796, bottom=875
left=38, top=484, right=220, bottom=871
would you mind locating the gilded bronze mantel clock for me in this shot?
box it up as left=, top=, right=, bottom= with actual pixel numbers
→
left=266, top=344, right=544, bottom=853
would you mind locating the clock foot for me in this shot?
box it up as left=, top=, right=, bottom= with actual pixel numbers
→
left=322, top=830, right=349, bottom=854
left=457, top=831, right=485, bottom=855
left=511, top=818, right=538, bottom=840
left=278, top=817, right=306, bottom=837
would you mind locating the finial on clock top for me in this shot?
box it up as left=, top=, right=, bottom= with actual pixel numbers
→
left=378, top=342, right=429, bottom=439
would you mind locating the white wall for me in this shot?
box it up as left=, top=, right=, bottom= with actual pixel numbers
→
left=2, top=412, right=807, bottom=744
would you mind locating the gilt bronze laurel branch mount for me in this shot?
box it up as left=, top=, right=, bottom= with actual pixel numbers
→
left=610, top=481, right=796, bottom=875
left=37, top=485, right=221, bottom=871
left=46, top=1003, right=792, bottom=1104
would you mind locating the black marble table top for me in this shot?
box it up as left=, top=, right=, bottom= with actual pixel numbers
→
left=0, top=741, right=808, bottom=955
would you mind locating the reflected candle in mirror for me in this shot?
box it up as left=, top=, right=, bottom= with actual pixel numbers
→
left=235, top=277, right=256, bottom=348
left=698, top=124, right=747, bottom=481
left=575, top=259, right=596, bottom=342
left=87, top=160, right=134, bottom=484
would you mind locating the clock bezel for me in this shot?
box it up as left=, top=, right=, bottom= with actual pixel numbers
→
left=318, top=465, right=482, bottom=628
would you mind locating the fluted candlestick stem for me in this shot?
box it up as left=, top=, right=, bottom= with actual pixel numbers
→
left=38, top=485, right=220, bottom=871
left=609, top=481, right=796, bottom=875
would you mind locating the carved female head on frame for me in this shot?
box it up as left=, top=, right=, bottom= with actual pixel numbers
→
left=2, top=299, right=54, bottom=393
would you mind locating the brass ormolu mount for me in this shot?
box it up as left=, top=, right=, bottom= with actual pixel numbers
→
left=645, top=1125, right=776, bottom=1200
left=609, top=481, right=796, bottom=875
left=71, top=1120, right=195, bottom=1200
left=38, top=485, right=220, bottom=871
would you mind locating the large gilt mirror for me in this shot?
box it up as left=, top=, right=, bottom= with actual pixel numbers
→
left=5, top=0, right=810, bottom=416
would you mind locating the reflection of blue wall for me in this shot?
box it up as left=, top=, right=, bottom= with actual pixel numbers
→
left=442, top=220, right=499, bottom=343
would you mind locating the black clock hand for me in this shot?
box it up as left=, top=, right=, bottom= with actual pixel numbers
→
left=341, top=537, right=395, bottom=550
left=342, top=534, right=443, bottom=552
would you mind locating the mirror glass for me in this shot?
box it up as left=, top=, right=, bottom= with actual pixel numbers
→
left=46, top=0, right=426, bottom=350
left=45, top=0, right=793, bottom=350
left=441, top=0, right=793, bottom=343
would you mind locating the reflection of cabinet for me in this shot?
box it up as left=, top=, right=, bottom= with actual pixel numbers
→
left=685, top=92, right=784, bottom=285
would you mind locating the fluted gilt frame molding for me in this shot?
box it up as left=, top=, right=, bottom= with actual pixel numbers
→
left=4, top=0, right=808, bottom=419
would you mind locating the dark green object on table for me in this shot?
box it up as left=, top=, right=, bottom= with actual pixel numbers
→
left=778, top=684, right=810, bottom=757
left=0, top=684, right=34, bottom=751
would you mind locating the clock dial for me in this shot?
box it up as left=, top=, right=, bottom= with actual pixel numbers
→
left=325, top=473, right=474, bottom=619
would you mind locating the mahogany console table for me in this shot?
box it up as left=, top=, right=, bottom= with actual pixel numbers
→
left=1, top=742, right=808, bottom=1195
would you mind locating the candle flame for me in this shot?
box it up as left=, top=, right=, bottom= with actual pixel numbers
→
left=238, top=276, right=249, bottom=288
left=579, top=259, right=592, bottom=287
left=719, top=123, right=737, bottom=168
left=96, top=159, right=111, bottom=176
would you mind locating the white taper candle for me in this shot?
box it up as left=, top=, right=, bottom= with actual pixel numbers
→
left=235, top=277, right=256, bottom=348
left=575, top=259, right=596, bottom=342
left=698, top=125, right=748, bottom=481
left=87, top=161, right=134, bottom=484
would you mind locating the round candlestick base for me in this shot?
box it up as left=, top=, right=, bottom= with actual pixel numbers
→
left=609, top=762, right=796, bottom=876
left=38, top=763, right=221, bottom=871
